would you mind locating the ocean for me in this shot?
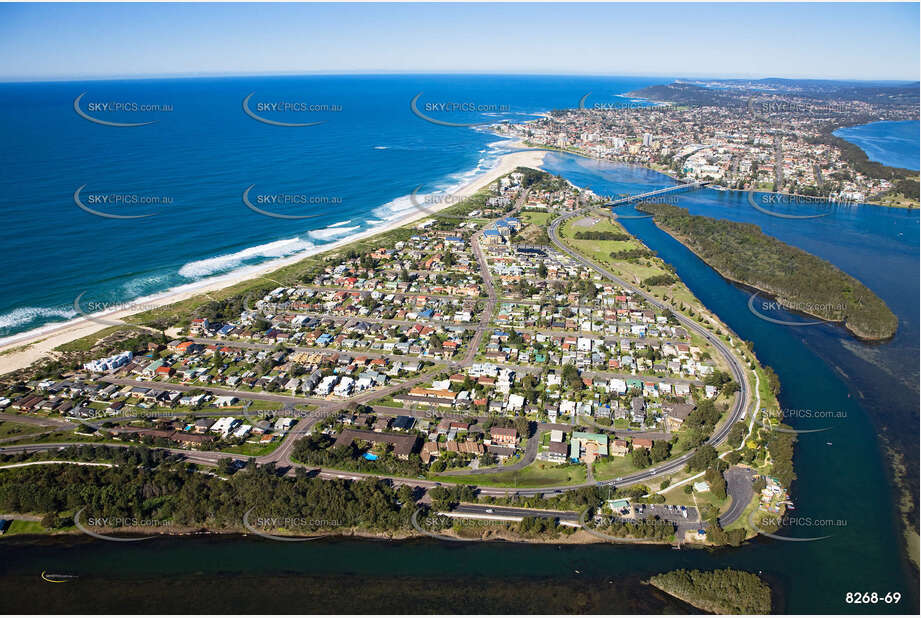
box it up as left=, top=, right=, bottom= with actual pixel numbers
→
left=0, top=76, right=918, bottom=613
left=0, top=74, right=659, bottom=341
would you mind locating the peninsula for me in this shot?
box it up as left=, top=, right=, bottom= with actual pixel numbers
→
left=0, top=167, right=788, bottom=549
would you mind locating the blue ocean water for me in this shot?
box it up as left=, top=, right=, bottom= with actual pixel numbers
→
left=834, top=120, right=920, bottom=171
left=0, top=74, right=662, bottom=339
left=0, top=77, right=918, bottom=613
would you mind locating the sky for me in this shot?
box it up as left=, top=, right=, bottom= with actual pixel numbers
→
left=0, top=2, right=918, bottom=82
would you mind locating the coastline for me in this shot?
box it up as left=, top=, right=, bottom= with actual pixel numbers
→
left=0, top=145, right=546, bottom=375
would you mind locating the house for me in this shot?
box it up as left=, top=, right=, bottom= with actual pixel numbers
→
left=490, top=427, right=517, bottom=446
left=142, top=359, right=165, bottom=377
left=314, top=375, right=339, bottom=395
left=172, top=432, right=213, bottom=448
left=334, top=376, right=355, bottom=397
left=253, top=420, right=273, bottom=435
left=610, top=439, right=629, bottom=457
left=663, top=402, right=695, bottom=432
left=487, top=444, right=515, bottom=460
left=633, top=438, right=653, bottom=450
left=420, top=441, right=440, bottom=465
left=211, top=416, right=239, bottom=436
left=630, top=396, right=646, bottom=424
left=193, top=418, right=215, bottom=433
left=545, top=440, right=569, bottom=463
left=391, top=415, right=415, bottom=431
left=507, top=393, right=525, bottom=412
left=569, top=432, right=609, bottom=463
left=334, top=429, right=419, bottom=460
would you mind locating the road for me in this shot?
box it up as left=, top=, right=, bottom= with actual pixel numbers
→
left=493, top=362, right=704, bottom=387
left=446, top=502, right=580, bottom=523
left=546, top=207, right=752, bottom=491
left=1, top=192, right=753, bottom=506
left=718, top=465, right=755, bottom=527
left=438, top=421, right=539, bottom=476
left=188, top=337, right=452, bottom=366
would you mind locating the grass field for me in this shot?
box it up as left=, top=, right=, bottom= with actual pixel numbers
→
left=592, top=456, right=638, bottom=481
left=4, top=520, right=47, bottom=535
left=431, top=461, right=587, bottom=488
left=0, top=421, right=48, bottom=439
left=0, top=430, right=106, bottom=446
left=560, top=215, right=645, bottom=266
left=520, top=210, right=553, bottom=227
left=215, top=441, right=281, bottom=457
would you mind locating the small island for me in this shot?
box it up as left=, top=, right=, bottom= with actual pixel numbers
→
left=648, top=568, right=772, bottom=614
left=636, top=203, right=898, bottom=340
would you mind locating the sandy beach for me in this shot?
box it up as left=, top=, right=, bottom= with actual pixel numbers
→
left=0, top=146, right=546, bottom=375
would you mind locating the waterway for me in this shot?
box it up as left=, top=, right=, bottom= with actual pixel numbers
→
left=0, top=153, right=917, bottom=615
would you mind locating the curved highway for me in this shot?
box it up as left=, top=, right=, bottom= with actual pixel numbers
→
left=1, top=200, right=752, bottom=500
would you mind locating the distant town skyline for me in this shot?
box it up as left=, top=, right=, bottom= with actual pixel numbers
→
left=0, top=2, right=918, bottom=82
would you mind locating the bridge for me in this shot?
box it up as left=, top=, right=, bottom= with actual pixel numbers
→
left=606, top=181, right=708, bottom=207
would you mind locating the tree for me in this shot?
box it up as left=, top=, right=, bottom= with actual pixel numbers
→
left=631, top=447, right=652, bottom=469
left=650, top=440, right=671, bottom=463
left=217, top=457, right=236, bottom=476
left=705, top=465, right=727, bottom=500
left=727, top=422, right=746, bottom=449
left=686, top=444, right=718, bottom=472
left=561, top=364, right=582, bottom=391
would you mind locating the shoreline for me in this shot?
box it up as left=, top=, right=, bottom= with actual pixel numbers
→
left=525, top=128, right=919, bottom=209
left=0, top=521, right=684, bottom=547
left=0, top=145, right=546, bottom=375
left=645, top=216, right=895, bottom=342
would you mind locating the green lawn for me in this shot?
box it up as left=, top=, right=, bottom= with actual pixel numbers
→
left=592, top=456, right=638, bottom=481
left=0, top=421, right=47, bottom=439
left=4, top=520, right=48, bottom=535
left=520, top=210, right=552, bottom=227
left=431, top=461, right=587, bottom=488
left=0, top=430, right=105, bottom=446
left=214, top=441, right=281, bottom=457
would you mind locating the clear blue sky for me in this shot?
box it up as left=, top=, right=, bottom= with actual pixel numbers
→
left=1, top=2, right=918, bottom=81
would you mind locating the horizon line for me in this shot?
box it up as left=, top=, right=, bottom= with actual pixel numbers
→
left=1, top=70, right=919, bottom=85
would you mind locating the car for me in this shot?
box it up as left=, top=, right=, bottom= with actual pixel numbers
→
left=485, top=508, right=494, bottom=514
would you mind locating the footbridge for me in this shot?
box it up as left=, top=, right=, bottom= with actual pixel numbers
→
left=606, top=181, right=709, bottom=207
